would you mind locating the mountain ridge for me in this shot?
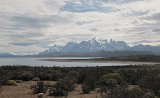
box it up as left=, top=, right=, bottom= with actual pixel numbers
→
left=1, top=38, right=160, bottom=57
left=39, top=38, right=160, bottom=56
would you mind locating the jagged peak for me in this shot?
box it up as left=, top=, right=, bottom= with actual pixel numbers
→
left=39, top=38, right=160, bottom=55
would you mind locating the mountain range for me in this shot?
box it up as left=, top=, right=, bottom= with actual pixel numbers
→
left=39, top=38, right=160, bottom=57
left=0, top=38, right=160, bottom=57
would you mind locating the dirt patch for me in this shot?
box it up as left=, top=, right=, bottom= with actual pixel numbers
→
left=0, top=81, right=101, bottom=98
left=0, top=81, right=36, bottom=98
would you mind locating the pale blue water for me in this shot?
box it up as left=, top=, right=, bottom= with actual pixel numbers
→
left=0, top=57, right=158, bottom=67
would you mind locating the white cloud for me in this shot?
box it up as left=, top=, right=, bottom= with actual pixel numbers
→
left=0, top=0, right=160, bottom=53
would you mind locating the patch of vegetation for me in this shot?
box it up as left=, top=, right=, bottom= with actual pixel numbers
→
left=82, top=84, right=91, bottom=94
left=101, top=54, right=160, bottom=62
left=82, top=75, right=96, bottom=94
left=31, top=81, right=48, bottom=94
left=0, top=84, right=2, bottom=94
left=7, top=80, right=17, bottom=86
left=49, top=76, right=75, bottom=96
left=15, top=80, right=22, bottom=83
left=0, top=65, right=160, bottom=98
left=32, top=77, right=40, bottom=81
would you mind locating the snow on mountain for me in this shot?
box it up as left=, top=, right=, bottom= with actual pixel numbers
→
left=39, top=38, right=160, bottom=56
left=40, top=45, right=63, bottom=55
left=40, top=38, right=130, bottom=55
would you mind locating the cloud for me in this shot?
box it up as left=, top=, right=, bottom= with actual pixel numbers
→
left=10, top=16, right=48, bottom=28
left=10, top=42, right=39, bottom=46
left=153, top=28, right=160, bottom=32
left=103, top=0, right=144, bottom=4
left=61, top=0, right=120, bottom=13
left=0, top=0, right=160, bottom=53
left=61, top=1, right=106, bottom=12
left=61, top=0, right=145, bottom=13
left=131, top=39, right=160, bottom=45
left=9, top=32, right=44, bottom=39
left=145, top=12, right=160, bottom=20
left=10, top=15, right=72, bottom=29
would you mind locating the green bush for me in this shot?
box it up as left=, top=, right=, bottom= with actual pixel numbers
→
left=7, top=80, right=17, bottom=86
left=49, top=86, right=68, bottom=96
left=31, top=81, right=47, bottom=94
left=82, top=84, right=92, bottom=94
left=19, top=72, right=34, bottom=81
left=49, top=71, right=64, bottom=81
left=16, top=80, right=22, bottom=83
left=32, top=77, right=40, bottom=81
left=58, top=77, right=75, bottom=92
left=77, top=70, right=87, bottom=83
left=103, top=73, right=126, bottom=86
left=97, top=73, right=128, bottom=97
left=143, top=92, right=155, bottom=98
left=121, top=86, right=143, bottom=98
left=81, top=75, right=96, bottom=94
left=48, top=77, right=75, bottom=96
left=66, top=71, right=78, bottom=83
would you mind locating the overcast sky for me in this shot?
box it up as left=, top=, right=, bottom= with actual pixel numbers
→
left=0, top=0, right=160, bottom=53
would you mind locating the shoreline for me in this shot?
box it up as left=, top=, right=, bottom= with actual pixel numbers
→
left=0, top=57, right=160, bottom=67
left=39, top=58, right=160, bottom=64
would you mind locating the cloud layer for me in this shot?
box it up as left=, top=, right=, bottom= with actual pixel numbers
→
left=0, top=0, right=160, bottom=53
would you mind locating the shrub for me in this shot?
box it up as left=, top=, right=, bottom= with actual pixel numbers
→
left=0, top=85, right=2, bottom=94
left=157, top=90, right=160, bottom=97
left=38, top=72, right=50, bottom=80
left=0, top=79, right=7, bottom=85
left=81, top=75, right=96, bottom=94
left=45, top=81, right=52, bottom=87
left=49, top=71, right=64, bottom=81
left=82, top=84, right=92, bottom=94
left=143, top=92, right=155, bottom=98
left=19, top=72, right=34, bottom=81
left=59, top=77, right=75, bottom=92
left=121, top=86, right=143, bottom=98
left=48, top=77, right=75, bottom=96
left=66, top=71, right=78, bottom=83
left=77, top=70, right=87, bottom=83
left=32, top=77, right=40, bottom=81
left=7, top=80, right=17, bottom=86
left=103, top=73, right=126, bottom=86
left=97, top=73, right=127, bottom=97
left=49, top=87, right=68, bottom=96
left=31, top=81, right=47, bottom=94
left=16, top=80, right=22, bottom=83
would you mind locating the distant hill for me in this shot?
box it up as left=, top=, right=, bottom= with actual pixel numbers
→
left=100, top=54, right=160, bottom=62
left=38, top=51, right=153, bottom=57
left=0, top=53, right=18, bottom=57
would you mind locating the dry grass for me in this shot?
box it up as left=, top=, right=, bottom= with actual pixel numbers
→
left=0, top=81, right=36, bottom=98
left=0, top=81, right=102, bottom=98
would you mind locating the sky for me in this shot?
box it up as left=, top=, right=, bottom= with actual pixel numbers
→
left=0, top=0, right=160, bottom=54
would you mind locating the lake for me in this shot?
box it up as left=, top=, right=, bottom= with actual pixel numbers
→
left=0, top=57, right=159, bottom=67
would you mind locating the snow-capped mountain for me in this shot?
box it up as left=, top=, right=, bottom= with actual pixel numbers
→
left=39, top=38, right=160, bottom=56
left=39, top=38, right=130, bottom=55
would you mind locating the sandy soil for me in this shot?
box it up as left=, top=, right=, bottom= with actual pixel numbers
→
left=0, top=81, right=101, bottom=98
